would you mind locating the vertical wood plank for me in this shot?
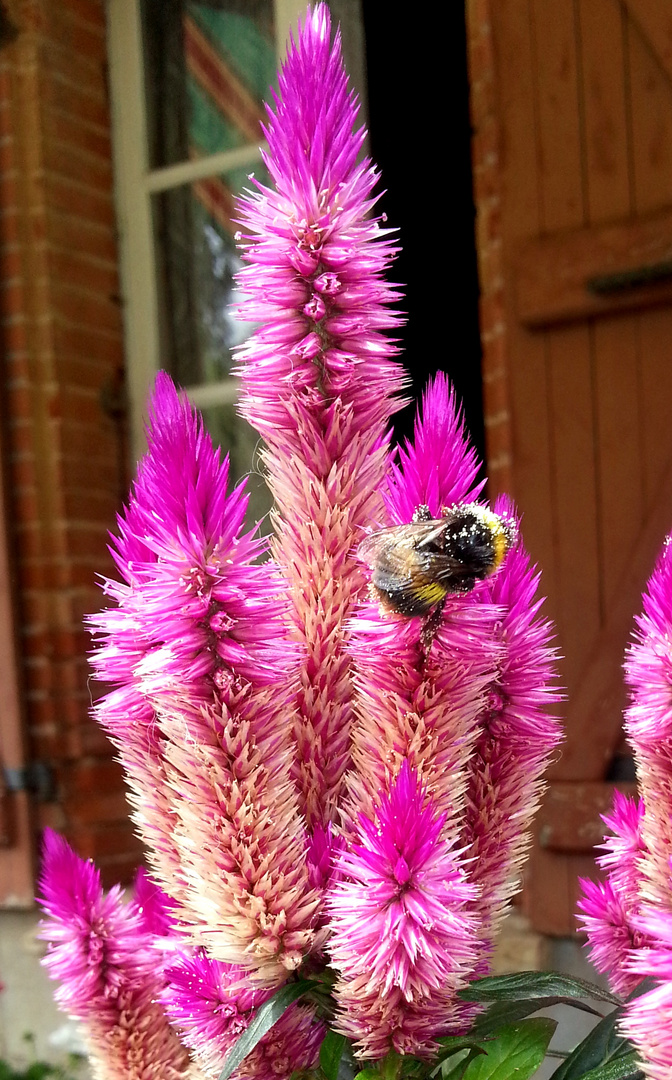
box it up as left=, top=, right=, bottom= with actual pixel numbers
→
left=627, top=8, right=672, bottom=214
left=627, top=5, right=672, bottom=538
left=639, top=309, right=672, bottom=514
left=531, top=0, right=585, bottom=231
left=578, top=0, right=631, bottom=222
left=547, top=325, right=601, bottom=699
left=593, top=317, right=642, bottom=610
left=493, top=0, right=559, bottom=615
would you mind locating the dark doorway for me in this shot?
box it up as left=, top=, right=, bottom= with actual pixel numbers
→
left=361, top=4, right=485, bottom=467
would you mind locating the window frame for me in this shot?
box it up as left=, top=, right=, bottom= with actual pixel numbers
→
left=106, top=0, right=307, bottom=462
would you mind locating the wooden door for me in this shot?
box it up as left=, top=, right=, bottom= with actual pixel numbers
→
left=483, top=1, right=672, bottom=932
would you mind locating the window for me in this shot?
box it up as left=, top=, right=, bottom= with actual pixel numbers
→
left=107, top=0, right=309, bottom=522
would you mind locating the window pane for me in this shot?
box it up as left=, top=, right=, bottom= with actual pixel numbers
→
left=142, top=0, right=275, bottom=170
left=152, top=162, right=270, bottom=387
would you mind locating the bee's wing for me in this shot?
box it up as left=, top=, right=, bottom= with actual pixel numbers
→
left=357, top=523, right=465, bottom=591
left=357, top=522, right=442, bottom=568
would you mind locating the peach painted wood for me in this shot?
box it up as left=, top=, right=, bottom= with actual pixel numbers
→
left=487, top=0, right=672, bottom=931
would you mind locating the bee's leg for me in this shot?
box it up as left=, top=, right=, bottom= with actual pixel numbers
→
left=412, top=504, right=432, bottom=523
left=420, top=598, right=446, bottom=653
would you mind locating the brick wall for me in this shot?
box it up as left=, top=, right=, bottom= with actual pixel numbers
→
left=465, top=0, right=512, bottom=499
left=0, top=0, right=140, bottom=890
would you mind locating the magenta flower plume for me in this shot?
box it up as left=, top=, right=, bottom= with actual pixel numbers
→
left=163, top=952, right=323, bottom=1079
left=235, top=3, right=406, bottom=828
left=621, top=904, right=672, bottom=1079
left=149, top=691, right=320, bottom=980
left=327, top=762, right=478, bottom=1059
left=624, top=537, right=672, bottom=908
left=578, top=877, right=643, bottom=997
left=456, top=506, right=562, bottom=979
left=132, top=867, right=177, bottom=940
left=577, top=792, right=650, bottom=995
left=38, top=829, right=192, bottom=1080
left=345, top=374, right=502, bottom=838
left=384, top=372, right=484, bottom=525
left=88, top=373, right=320, bottom=984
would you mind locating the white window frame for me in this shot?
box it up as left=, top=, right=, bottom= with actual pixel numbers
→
left=106, top=0, right=307, bottom=463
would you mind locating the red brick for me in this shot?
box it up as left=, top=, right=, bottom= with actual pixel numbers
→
left=63, top=789, right=132, bottom=825
left=46, top=70, right=109, bottom=128
left=46, top=247, right=118, bottom=296
left=59, top=0, right=105, bottom=34
left=53, top=322, right=123, bottom=365
left=41, top=42, right=105, bottom=96
left=41, top=140, right=112, bottom=198
left=45, top=174, right=115, bottom=229
left=52, top=283, right=121, bottom=333
left=44, top=109, right=111, bottom=163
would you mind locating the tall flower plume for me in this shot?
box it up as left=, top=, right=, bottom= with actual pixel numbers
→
left=39, top=830, right=194, bottom=1080
left=579, top=535, right=672, bottom=1076
left=344, top=374, right=502, bottom=838
left=88, top=373, right=320, bottom=983
left=163, top=952, right=323, bottom=1079
left=457, top=502, right=563, bottom=981
left=621, top=903, right=672, bottom=1079
left=623, top=537, right=672, bottom=909
left=235, top=2, right=406, bottom=829
left=328, top=762, right=477, bottom=1059
left=577, top=792, right=650, bottom=996
left=326, top=375, right=561, bottom=1055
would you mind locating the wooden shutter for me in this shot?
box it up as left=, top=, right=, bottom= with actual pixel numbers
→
left=481, top=0, right=672, bottom=932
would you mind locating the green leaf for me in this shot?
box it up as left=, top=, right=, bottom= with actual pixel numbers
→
left=448, top=1018, right=556, bottom=1080
left=319, top=1029, right=358, bottom=1080
left=436, top=1036, right=492, bottom=1062
left=353, top=1071, right=380, bottom=1080
left=437, top=1048, right=485, bottom=1080
left=217, top=979, right=316, bottom=1080
left=570, top=1051, right=644, bottom=1080
left=548, top=1006, right=633, bottom=1080
left=459, top=972, right=621, bottom=1008
left=469, top=996, right=601, bottom=1036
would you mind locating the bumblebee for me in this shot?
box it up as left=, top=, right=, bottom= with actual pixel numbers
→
left=357, top=502, right=517, bottom=618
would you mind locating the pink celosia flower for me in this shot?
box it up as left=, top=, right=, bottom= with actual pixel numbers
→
left=578, top=877, right=643, bottom=997
left=149, top=691, right=320, bottom=979
left=624, top=538, right=672, bottom=909
left=458, top=507, right=563, bottom=978
left=344, top=374, right=503, bottom=837
left=38, top=830, right=193, bottom=1080
left=333, top=375, right=560, bottom=1051
left=235, top=2, right=406, bottom=829
left=132, top=866, right=176, bottom=940
left=163, top=951, right=323, bottom=1079
left=621, top=903, right=672, bottom=1079
left=328, top=762, right=478, bottom=1058
left=577, top=792, right=650, bottom=996
left=88, top=374, right=320, bottom=984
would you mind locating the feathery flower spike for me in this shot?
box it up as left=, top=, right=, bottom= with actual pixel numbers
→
left=577, top=792, right=650, bottom=996
left=163, top=951, right=323, bottom=1079
left=621, top=901, right=672, bottom=1079
left=38, top=829, right=194, bottom=1080
left=235, top=2, right=406, bottom=828
left=88, top=374, right=319, bottom=983
left=344, top=374, right=501, bottom=839
left=455, top=503, right=562, bottom=990
left=328, top=762, right=477, bottom=1059
left=624, top=536, right=672, bottom=909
